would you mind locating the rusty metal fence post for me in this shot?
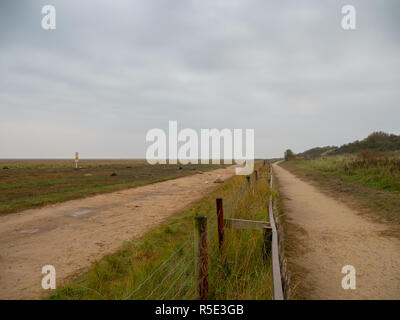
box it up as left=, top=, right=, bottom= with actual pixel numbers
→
left=216, top=198, right=224, bottom=249
left=194, top=216, right=208, bottom=300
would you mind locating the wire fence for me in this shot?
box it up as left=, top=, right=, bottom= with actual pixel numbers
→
left=124, top=163, right=270, bottom=300
left=124, top=235, right=195, bottom=300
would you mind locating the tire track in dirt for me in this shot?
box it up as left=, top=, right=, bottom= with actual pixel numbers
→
left=273, top=162, right=400, bottom=299
left=0, top=167, right=236, bottom=299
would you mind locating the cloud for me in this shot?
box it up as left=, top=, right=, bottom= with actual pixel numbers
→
left=0, top=0, right=399, bottom=158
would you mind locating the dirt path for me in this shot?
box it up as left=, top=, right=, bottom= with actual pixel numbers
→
left=0, top=167, right=236, bottom=299
left=273, top=163, right=400, bottom=299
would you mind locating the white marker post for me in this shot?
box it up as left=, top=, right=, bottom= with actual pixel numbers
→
left=75, top=152, right=79, bottom=169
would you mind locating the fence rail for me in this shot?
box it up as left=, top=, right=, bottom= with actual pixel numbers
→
left=268, top=165, right=284, bottom=300
left=224, top=217, right=270, bottom=230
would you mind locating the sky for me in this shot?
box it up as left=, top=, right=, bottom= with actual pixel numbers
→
left=0, top=0, right=399, bottom=158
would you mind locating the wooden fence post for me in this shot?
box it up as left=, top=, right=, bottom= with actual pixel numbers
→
left=194, top=216, right=208, bottom=300
left=255, top=170, right=258, bottom=181
left=263, top=226, right=272, bottom=261
left=216, top=198, right=224, bottom=249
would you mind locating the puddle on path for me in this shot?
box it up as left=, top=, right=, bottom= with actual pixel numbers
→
left=71, top=209, right=93, bottom=217
left=19, top=229, right=40, bottom=234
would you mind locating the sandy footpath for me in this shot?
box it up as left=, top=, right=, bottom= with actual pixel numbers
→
left=0, top=167, right=236, bottom=299
left=273, top=163, right=400, bottom=299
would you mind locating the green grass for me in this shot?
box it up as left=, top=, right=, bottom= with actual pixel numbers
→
left=0, top=159, right=224, bottom=215
left=47, top=164, right=274, bottom=300
left=287, top=153, right=400, bottom=193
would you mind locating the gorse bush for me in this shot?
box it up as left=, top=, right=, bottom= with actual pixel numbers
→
left=329, top=131, right=400, bottom=155
left=294, top=131, right=400, bottom=159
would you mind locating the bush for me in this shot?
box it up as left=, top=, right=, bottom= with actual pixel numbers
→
left=284, top=149, right=295, bottom=161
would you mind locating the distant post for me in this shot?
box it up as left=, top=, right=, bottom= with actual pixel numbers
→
left=194, top=216, right=208, bottom=300
left=75, top=152, right=79, bottom=169
left=216, top=198, right=224, bottom=249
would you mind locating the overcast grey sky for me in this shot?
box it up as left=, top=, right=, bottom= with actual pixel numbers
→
left=0, top=0, right=399, bottom=158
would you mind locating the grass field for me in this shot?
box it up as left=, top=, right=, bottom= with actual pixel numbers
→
left=47, top=164, right=274, bottom=300
left=0, top=159, right=224, bottom=215
left=290, top=153, right=400, bottom=192
left=281, top=153, right=400, bottom=224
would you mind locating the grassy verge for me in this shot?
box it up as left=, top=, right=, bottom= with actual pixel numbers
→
left=287, top=153, right=400, bottom=192
left=47, top=164, right=273, bottom=300
left=0, top=160, right=223, bottom=215
left=280, top=155, right=400, bottom=225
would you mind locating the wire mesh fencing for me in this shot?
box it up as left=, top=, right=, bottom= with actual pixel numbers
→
left=124, top=164, right=270, bottom=300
